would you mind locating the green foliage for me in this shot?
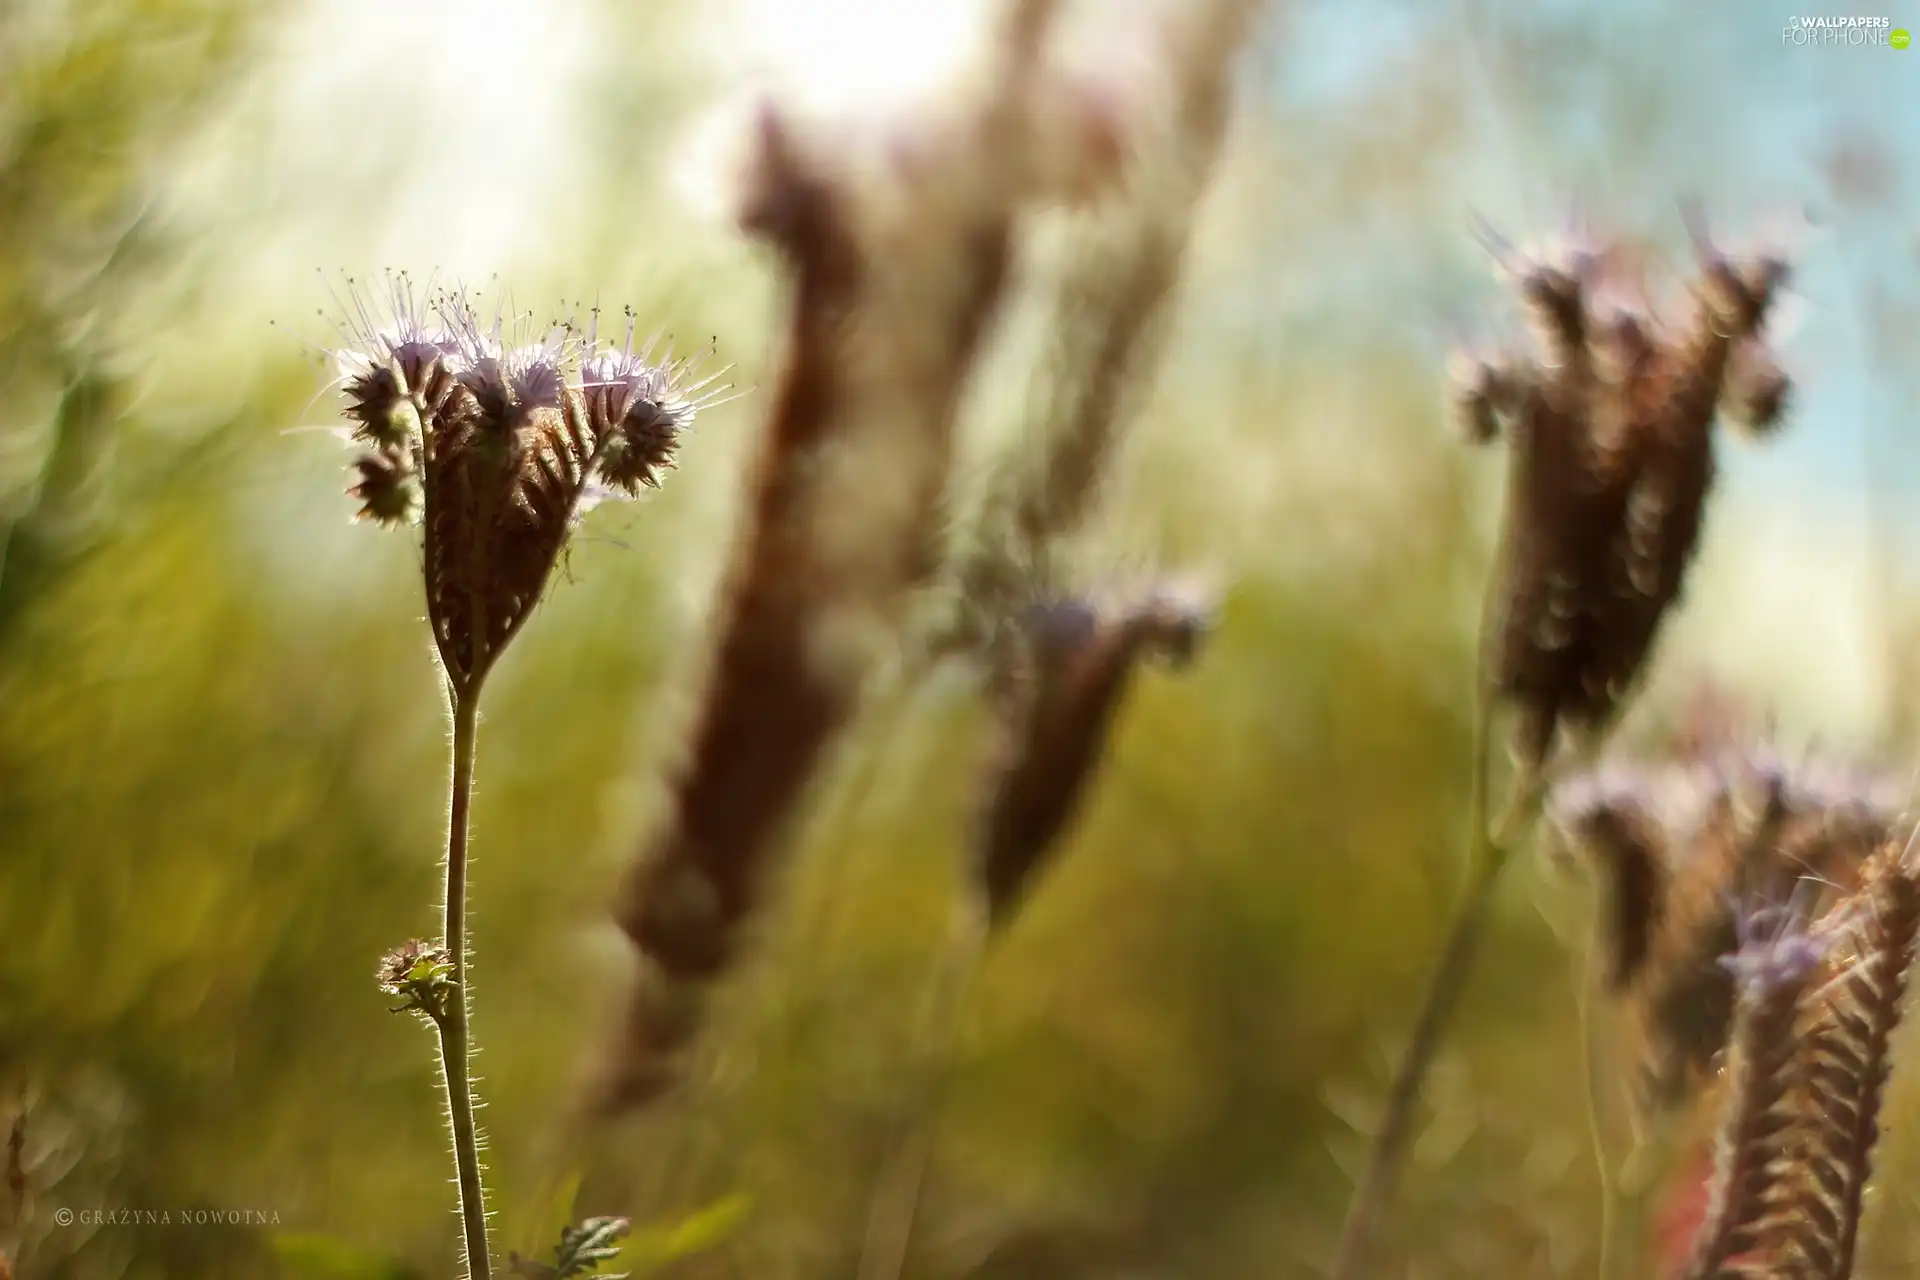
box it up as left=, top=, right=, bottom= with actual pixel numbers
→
left=510, top=1217, right=631, bottom=1280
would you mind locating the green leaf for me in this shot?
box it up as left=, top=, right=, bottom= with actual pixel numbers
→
left=552, top=1216, right=631, bottom=1278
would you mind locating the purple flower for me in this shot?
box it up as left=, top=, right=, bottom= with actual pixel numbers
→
left=579, top=309, right=735, bottom=496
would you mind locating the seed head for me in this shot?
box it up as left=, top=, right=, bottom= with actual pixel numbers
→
left=348, top=445, right=420, bottom=527
left=1557, top=741, right=1902, bottom=1114
left=377, top=939, right=456, bottom=1021
left=1468, top=211, right=1802, bottom=772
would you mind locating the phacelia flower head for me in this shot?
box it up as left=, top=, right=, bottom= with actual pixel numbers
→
left=1471, top=210, right=1605, bottom=366
left=579, top=307, right=736, bottom=497
left=438, top=291, right=575, bottom=437
left=326, top=271, right=462, bottom=449
left=1719, top=896, right=1824, bottom=1002
left=317, top=275, right=741, bottom=687
left=347, top=445, right=420, bottom=528
left=1682, top=203, right=1794, bottom=340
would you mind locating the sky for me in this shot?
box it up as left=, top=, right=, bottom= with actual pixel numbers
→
left=156, top=0, right=1920, bottom=730
left=234, top=0, right=1919, bottom=484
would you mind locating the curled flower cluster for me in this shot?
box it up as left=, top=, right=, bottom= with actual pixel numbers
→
left=376, top=939, right=457, bottom=1022
left=1451, top=212, right=1796, bottom=770
left=328, top=275, right=732, bottom=686
left=973, top=579, right=1213, bottom=924
left=1546, top=736, right=1920, bottom=1280
left=1549, top=741, right=1907, bottom=1113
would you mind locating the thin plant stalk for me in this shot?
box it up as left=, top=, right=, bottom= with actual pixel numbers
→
left=339, top=280, right=726, bottom=1280
left=1577, top=909, right=1620, bottom=1280
left=438, top=685, right=493, bottom=1280
left=1615, top=1127, right=1678, bottom=1280
left=1331, top=681, right=1497, bottom=1280
left=1333, top=629, right=1550, bottom=1280
left=855, top=899, right=987, bottom=1280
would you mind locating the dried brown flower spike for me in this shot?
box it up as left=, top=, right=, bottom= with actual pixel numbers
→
left=1551, top=744, right=1904, bottom=1115
left=1349, top=215, right=1792, bottom=1280
left=1592, top=213, right=1795, bottom=718
left=1455, top=219, right=1634, bottom=772
left=1547, top=764, right=1673, bottom=989
left=1683, top=898, right=1824, bottom=1280
left=1670, top=834, right=1920, bottom=1280
left=974, top=583, right=1211, bottom=926
left=1457, top=212, right=1799, bottom=775
left=605, top=0, right=1132, bottom=1114
left=1770, top=838, right=1920, bottom=1280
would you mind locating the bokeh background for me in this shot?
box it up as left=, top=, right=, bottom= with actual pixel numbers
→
left=3, top=0, right=1919, bottom=1276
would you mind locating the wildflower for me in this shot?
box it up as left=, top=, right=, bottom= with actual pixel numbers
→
left=1671, top=836, right=1920, bottom=1280
left=580, top=310, right=731, bottom=497
left=1460, top=216, right=1638, bottom=770
left=1685, top=895, right=1823, bottom=1279
left=348, top=445, right=420, bottom=527
left=1458, top=213, right=1799, bottom=772
left=1551, top=744, right=1906, bottom=1113
left=973, top=581, right=1211, bottom=924
left=325, top=276, right=732, bottom=689
left=603, top=12, right=1096, bottom=1105
left=319, top=272, right=736, bottom=1279
left=1771, top=838, right=1920, bottom=1279
left=1590, top=215, right=1795, bottom=719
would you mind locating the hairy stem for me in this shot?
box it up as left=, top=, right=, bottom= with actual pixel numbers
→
left=1332, top=684, right=1525, bottom=1280
left=439, top=689, right=493, bottom=1280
